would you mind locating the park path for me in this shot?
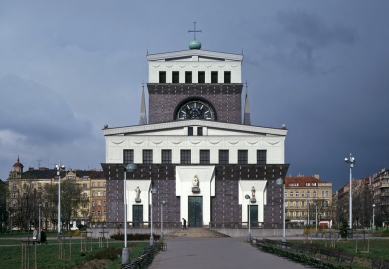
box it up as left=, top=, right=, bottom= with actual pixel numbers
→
left=149, top=237, right=306, bottom=269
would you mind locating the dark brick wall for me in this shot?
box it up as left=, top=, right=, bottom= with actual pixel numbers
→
left=148, top=83, right=243, bottom=124
left=102, top=163, right=288, bottom=226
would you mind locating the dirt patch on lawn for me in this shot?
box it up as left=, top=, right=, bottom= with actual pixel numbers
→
left=73, top=259, right=110, bottom=269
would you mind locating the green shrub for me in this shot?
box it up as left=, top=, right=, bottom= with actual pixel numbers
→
left=110, top=233, right=160, bottom=241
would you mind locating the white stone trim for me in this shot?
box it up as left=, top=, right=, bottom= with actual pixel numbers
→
left=103, top=120, right=287, bottom=136
left=147, top=50, right=243, bottom=62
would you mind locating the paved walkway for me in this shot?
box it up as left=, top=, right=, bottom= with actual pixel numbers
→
left=149, top=237, right=305, bottom=269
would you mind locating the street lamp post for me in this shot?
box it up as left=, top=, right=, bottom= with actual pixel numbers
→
left=245, top=194, right=251, bottom=241
left=344, top=154, right=355, bottom=229
left=150, top=187, right=158, bottom=246
left=55, top=161, right=65, bottom=240
left=276, top=178, right=286, bottom=243
left=38, top=204, right=42, bottom=241
left=161, top=200, right=166, bottom=239
left=372, top=204, right=376, bottom=230
left=122, top=163, right=137, bottom=265
left=308, top=199, right=310, bottom=226
left=0, top=205, right=2, bottom=234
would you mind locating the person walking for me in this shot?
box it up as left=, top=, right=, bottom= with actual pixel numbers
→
left=182, top=218, right=187, bottom=229
left=40, top=229, right=48, bottom=245
left=32, top=227, right=38, bottom=240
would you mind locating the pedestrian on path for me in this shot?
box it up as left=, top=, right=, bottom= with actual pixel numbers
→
left=182, top=218, right=187, bottom=229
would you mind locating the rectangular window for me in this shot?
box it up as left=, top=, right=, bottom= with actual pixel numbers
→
left=188, top=127, right=193, bottom=136
left=92, top=191, right=95, bottom=197
left=211, top=71, right=218, bottom=83
left=143, top=150, right=153, bottom=164
left=224, top=71, right=231, bottom=83
left=302, top=191, right=305, bottom=197
left=98, top=182, right=100, bottom=187
left=159, top=71, right=166, bottom=83
left=92, top=201, right=95, bottom=206
left=162, top=150, right=172, bottom=164
left=197, top=127, right=203, bottom=136
left=98, top=200, right=101, bottom=206
left=123, top=149, right=134, bottom=164
left=103, top=191, right=106, bottom=197
left=172, top=71, right=179, bottom=83
left=198, top=71, right=205, bottom=83
left=257, top=150, right=267, bottom=164
left=92, top=182, right=95, bottom=187
left=83, top=184, right=87, bottom=189
left=92, top=211, right=95, bottom=216
left=38, top=183, right=42, bottom=189
left=185, top=71, right=192, bottom=83
left=181, top=150, right=191, bottom=164
left=219, top=150, right=229, bottom=164
left=238, top=150, right=248, bottom=164
left=200, top=150, right=210, bottom=164
left=98, top=191, right=101, bottom=197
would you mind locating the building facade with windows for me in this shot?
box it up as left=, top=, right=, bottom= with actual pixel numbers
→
left=285, top=175, right=333, bottom=227
left=101, top=37, right=289, bottom=228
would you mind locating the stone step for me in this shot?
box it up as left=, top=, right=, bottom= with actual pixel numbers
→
left=166, top=228, right=229, bottom=238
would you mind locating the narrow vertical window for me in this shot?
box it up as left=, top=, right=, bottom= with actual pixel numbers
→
left=257, top=150, right=267, bottom=164
left=200, top=150, right=210, bottom=164
left=185, top=71, right=192, bottom=83
left=180, top=150, right=191, bottom=164
left=219, top=150, right=229, bottom=164
left=161, top=150, right=172, bottom=164
left=211, top=71, right=218, bottom=83
left=198, top=71, right=205, bottom=83
left=142, top=150, right=153, bottom=164
left=123, top=149, right=134, bottom=164
left=188, top=127, right=193, bottom=136
left=224, top=71, right=231, bottom=83
left=197, top=127, right=203, bottom=136
left=172, top=71, right=179, bottom=83
left=159, top=71, right=166, bottom=83
left=238, top=150, right=248, bottom=164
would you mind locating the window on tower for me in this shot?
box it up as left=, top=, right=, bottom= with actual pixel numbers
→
left=197, top=127, right=203, bottom=136
left=224, top=71, right=231, bottom=83
left=198, top=71, right=205, bottom=83
left=211, top=71, right=218, bottom=83
left=180, top=150, right=191, bottom=164
left=143, top=150, right=153, bottom=164
left=200, top=150, right=210, bottom=164
left=161, top=150, right=172, bottom=164
left=257, top=150, right=267, bottom=164
left=123, top=149, right=134, bottom=164
left=219, top=150, right=229, bottom=164
left=238, top=150, right=248, bottom=164
left=159, top=71, right=166, bottom=83
left=172, top=71, right=179, bottom=83
left=185, top=71, right=192, bottom=83
left=188, top=127, right=193, bottom=136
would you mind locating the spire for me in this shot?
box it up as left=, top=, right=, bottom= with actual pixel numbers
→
left=243, top=81, right=251, bottom=125
left=139, top=82, right=147, bottom=125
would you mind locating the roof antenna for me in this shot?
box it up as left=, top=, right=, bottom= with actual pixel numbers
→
left=37, top=160, right=41, bottom=168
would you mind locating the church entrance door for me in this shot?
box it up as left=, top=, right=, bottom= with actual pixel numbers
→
left=133, top=205, right=143, bottom=228
left=188, top=196, right=202, bottom=227
left=248, top=205, right=258, bottom=228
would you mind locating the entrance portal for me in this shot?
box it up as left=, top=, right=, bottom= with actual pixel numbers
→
left=188, top=196, right=203, bottom=227
left=133, top=205, right=143, bottom=228
left=248, top=205, right=258, bottom=227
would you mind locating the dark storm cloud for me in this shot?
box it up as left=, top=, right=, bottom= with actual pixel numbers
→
left=0, top=74, right=92, bottom=145
left=271, top=10, right=358, bottom=74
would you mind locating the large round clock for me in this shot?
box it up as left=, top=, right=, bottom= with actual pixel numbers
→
left=176, top=99, right=216, bottom=120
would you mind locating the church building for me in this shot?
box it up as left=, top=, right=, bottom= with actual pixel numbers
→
left=101, top=28, right=289, bottom=229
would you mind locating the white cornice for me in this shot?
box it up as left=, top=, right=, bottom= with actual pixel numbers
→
left=147, top=50, right=243, bottom=62
left=102, top=120, right=287, bottom=136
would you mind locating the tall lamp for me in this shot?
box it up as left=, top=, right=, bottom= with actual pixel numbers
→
left=313, top=202, right=318, bottom=231
left=344, top=154, right=355, bottom=229
left=276, top=178, right=286, bottom=243
left=150, top=187, right=158, bottom=246
left=122, top=163, right=137, bottom=265
left=38, top=204, right=42, bottom=241
left=55, top=162, right=65, bottom=240
left=372, top=204, right=376, bottom=230
left=161, top=200, right=166, bottom=239
left=245, top=194, right=251, bottom=241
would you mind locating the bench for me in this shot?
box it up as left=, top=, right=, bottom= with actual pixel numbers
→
left=372, top=258, right=382, bottom=269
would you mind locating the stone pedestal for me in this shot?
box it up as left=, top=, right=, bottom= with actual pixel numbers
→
left=250, top=198, right=256, bottom=203
left=192, top=187, right=200, bottom=193
left=135, top=198, right=141, bottom=203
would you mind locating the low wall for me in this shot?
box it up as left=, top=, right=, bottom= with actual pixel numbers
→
left=86, top=227, right=181, bottom=238
left=210, top=228, right=304, bottom=237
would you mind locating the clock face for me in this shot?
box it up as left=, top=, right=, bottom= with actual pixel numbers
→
left=177, top=100, right=215, bottom=120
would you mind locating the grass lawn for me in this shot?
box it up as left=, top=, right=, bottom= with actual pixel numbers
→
left=291, top=238, right=389, bottom=269
left=0, top=233, right=149, bottom=269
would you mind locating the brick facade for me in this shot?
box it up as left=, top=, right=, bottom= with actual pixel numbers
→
left=148, top=83, right=243, bottom=124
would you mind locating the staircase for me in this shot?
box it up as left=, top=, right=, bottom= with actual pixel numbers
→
left=166, top=228, right=229, bottom=238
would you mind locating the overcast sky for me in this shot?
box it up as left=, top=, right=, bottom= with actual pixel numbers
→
left=1, top=1, right=388, bottom=191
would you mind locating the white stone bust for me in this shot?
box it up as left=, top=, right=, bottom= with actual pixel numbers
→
left=193, top=175, right=199, bottom=187
left=251, top=186, right=256, bottom=198
left=135, top=186, right=141, bottom=199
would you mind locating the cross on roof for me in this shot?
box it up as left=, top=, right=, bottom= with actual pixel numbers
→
left=188, top=22, right=202, bottom=40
